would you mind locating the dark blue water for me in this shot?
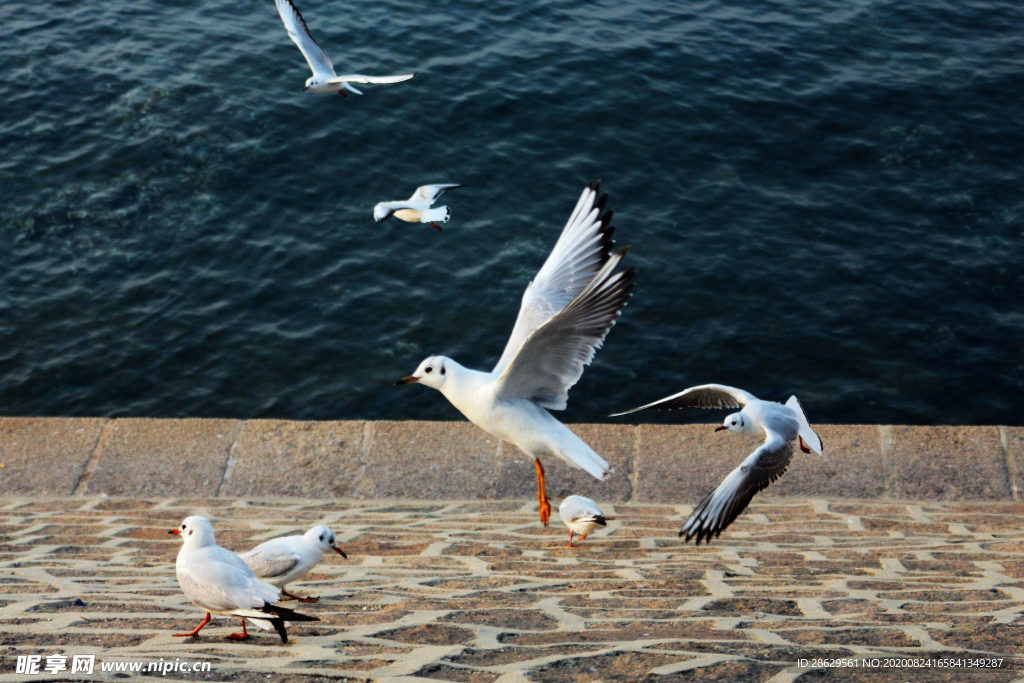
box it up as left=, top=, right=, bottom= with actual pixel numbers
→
left=1, top=0, right=1021, bottom=424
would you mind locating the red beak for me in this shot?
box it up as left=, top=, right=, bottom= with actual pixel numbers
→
left=714, top=426, right=728, bottom=432
left=169, top=529, right=181, bottom=535
left=396, top=376, right=419, bottom=385
left=333, top=546, right=348, bottom=558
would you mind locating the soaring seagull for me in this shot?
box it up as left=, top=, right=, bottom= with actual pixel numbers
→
left=275, top=0, right=415, bottom=95
left=612, top=384, right=823, bottom=544
left=398, top=182, right=635, bottom=526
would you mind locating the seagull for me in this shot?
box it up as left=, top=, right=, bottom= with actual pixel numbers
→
left=239, top=525, right=347, bottom=603
left=559, top=495, right=613, bottom=547
left=374, top=184, right=462, bottom=232
left=611, top=384, right=824, bottom=544
left=170, top=516, right=318, bottom=643
left=397, top=181, right=635, bottom=526
left=275, top=0, right=415, bottom=95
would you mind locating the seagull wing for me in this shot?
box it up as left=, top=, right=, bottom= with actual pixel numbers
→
left=178, top=548, right=280, bottom=611
left=559, top=495, right=606, bottom=525
left=492, top=181, right=621, bottom=382
left=275, top=0, right=335, bottom=78
left=610, top=383, right=756, bottom=417
left=328, top=73, right=416, bottom=84
left=240, top=547, right=303, bottom=582
left=411, top=183, right=462, bottom=204
left=373, top=202, right=398, bottom=223
left=679, top=432, right=793, bottom=544
left=494, top=246, right=634, bottom=409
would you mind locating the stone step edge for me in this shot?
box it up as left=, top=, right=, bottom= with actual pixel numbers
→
left=1, top=418, right=1021, bottom=503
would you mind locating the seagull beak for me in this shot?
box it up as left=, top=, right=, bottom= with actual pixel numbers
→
left=714, top=426, right=728, bottom=432
left=396, top=376, right=419, bottom=385
left=333, top=545, right=348, bottom=558
left=169, top=529, right=181, bottom=535
left=302, top=85, right=309, bottom=91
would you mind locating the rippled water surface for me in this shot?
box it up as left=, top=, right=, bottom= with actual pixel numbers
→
left=2, top=0, right=1021, bottom=424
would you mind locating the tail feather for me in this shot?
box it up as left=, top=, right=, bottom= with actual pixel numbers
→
left=785, top=396, right=823, bottom=455
left=561, top=439, right=612, bottom=480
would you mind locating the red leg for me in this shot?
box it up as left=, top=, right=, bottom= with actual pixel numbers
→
left=282, top=588, right=319, bottom=604
left=799, top=436, right=811, bottom=454
left=173, top=612, right=211, bottom=638
left=535, top=458, right=551, bottom=526
left=227, top=619, right=249, bottom=640
left=337, top=90, right=347, bottom=97
left=429, top=222, right=443, bottom=232
left=568, top=530, right=575, bottom=547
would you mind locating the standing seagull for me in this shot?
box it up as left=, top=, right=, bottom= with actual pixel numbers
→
left=240, top=525, right=347, bottom=603
left=559, top=495, right=613, bottom=547
left=170, top=516, right=318, bottom=643
left=374, top=184, right=462, bottom=232
left=611, top=385, right=823, bottom=544
left=397, top=181, right=635, bottom=526
left=275, top=0, right=415, bottom=95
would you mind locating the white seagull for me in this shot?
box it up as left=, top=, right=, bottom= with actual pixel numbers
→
left=170, top=516, right=317, bottom=643
left=397, top=181, right=635, bottom=526
left=611, top=384, right=824, bottom=544
left=240, top=525, right=347, bottom=603
left=559, top=495, right=613, bottom=547
left=374, top=184, right=463, bottom=232
left=275, top=0, right=415, bottom=95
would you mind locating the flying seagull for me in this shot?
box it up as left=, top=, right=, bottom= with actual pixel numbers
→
left=240, top=525, right=347, bottom=603
left=611, top=384, right=823, bottom=544
left=170, top=516, right=318, bottom=643
left=398, top=181, right=635, bottom=526
left=275, top=0, right=415, bottom=95
left=374, top=184, right=462, bottom=231
left=559, top=494, right=613, bottom=547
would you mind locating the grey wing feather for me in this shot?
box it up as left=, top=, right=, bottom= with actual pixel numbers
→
left=493, top=181, right=617, bottom=377
left=679, top=435, right=794, bottom=544
left=240, top=548, right=303, bottom=580
left=276, top=0, right=334, bottom=77
left=610, top=384, right=756, bottom=417
left=495, top=249, right=635, bottom=409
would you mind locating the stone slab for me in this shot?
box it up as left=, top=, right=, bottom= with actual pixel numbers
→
left=221, top=419, right=366, bottom=497
left=1002, top=425, right=1024, bottom=501
left=633, top=423, right=740, bottom=504
left=772, top=424, right=885, bottom=498
left=0, top=417, right=106, bottom=495
left=84, top=418, right=239, bottom=497
left=888, top=425, right=1012, bottom=501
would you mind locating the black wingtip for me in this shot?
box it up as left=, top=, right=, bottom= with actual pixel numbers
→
left=270, top=618, right=289, bottom=644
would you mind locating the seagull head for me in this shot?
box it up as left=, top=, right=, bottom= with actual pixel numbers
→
left=169, top=515, right=216, bottom=547
left=716, top=412, right=749, bottom=435
left=305, top=525, right=347, bottom=558
left=303, top=76, right=322, bottom=91
left=397, top=355, right=451, bottom=389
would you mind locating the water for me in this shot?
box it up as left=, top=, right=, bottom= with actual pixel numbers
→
left=1, top=0, right=1021, bottom=425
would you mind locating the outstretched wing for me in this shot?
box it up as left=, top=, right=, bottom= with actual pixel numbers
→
left=411, top=183, right=462, bottom=204
left=275, top=0, right=334, bottom=78
left=328, top=73, right=416, bottom=85
left=679, top=434, right=794, bottom=544
left=494, top=248, right=634, bottom=409
left=610, top=384, right=756, bottom=417
left=492, top=182, right=619, bottom=379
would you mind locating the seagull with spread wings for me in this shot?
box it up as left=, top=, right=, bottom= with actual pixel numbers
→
left=612, top=384, right=823, bottom=544
left=398, top=182, right=635, bottom=525
left=275, top=0, right=415, bottom=95
left=374, top=184, right=462, bottom=231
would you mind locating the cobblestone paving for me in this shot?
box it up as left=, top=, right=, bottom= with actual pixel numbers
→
left=1, top=496, right=1023, bottom=681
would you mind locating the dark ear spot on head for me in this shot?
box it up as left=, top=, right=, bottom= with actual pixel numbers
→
left=440, top=366, right=446, bottom=375
left=188, top=529, right=193, bottom=536
left=319, top=534, right=324, bottom=542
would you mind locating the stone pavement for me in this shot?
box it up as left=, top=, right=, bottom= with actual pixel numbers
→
left=1, top=496, right=1023, bottom=682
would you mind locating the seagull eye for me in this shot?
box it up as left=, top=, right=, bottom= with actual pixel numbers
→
left=319, top=534, right=324, bottom=541
left=425, top=366, right=433, bottom=373
left=181, top=524, right=187, bottom=530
